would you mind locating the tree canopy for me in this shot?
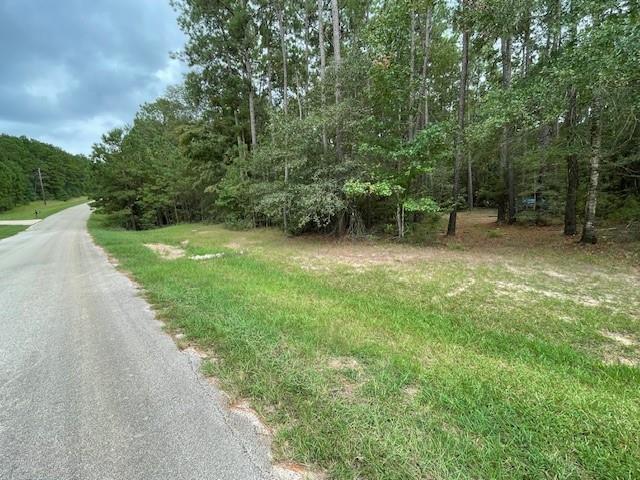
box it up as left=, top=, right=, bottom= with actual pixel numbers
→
left=91, top=0, right=640, bottom=244
left=0, top=134, right=90, bottom=211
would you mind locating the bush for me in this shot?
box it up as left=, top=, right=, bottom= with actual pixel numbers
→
left=407, top=212, right=442, bottom=244
left=608, top=196, right=640, bottom=224
left=223, top=215, right=254, bottom=230
left=517, top=210, right=553, bottom=226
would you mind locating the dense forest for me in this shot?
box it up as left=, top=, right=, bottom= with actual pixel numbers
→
left=0, top=134, right=89, bottom=211
left=92, top=0, right=640, bottom=244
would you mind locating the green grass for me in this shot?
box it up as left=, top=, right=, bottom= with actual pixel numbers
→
left=0, top=225, right=28, bottom=240
left=0, top=197, right=87, bottom=221
left=89, top=216, right=640, bottom=479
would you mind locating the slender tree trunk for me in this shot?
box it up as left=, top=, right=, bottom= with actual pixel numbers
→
left=283, top=159, right=289, bottom=232
left=467, top=150, right=473, bottom=209
left=234, top=110, right=244, bottom=159
left=522, top=11, right=532, bottom=77
left=563, top=86, right=579, bottom=235
left=396, top=202, right=405, bottom=239
left=318, top=0, right=328, bottom=153
left=447, top=13, right=469, bottom=236
left=500, top=35, right=515, bottom=224
left=581, top=100, right=602, bottom=244
left=267, top=50, right=274, bottom=107
left=408, top=9, right=416, bottom=140
left=296, top=74, right=304, bottom=120
left=303, top=0, right=310, bottom=93
left=279, top=6, right=290, bottom=231
left=563, top=9, right=579, bottom=235
left=419, top=7, right=433, bottom=129
left=330, top=0, right=343, bottom=160
left=245, top=56, right=257, bottom=148
left=537, top=124, right=552, bottom=223
left=279, top=8, right=288, bottom=115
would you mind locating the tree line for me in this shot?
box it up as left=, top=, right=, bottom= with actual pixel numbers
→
left=91, top=0, right=640, bottom=244
left=0, top=134, right=90, bottom=212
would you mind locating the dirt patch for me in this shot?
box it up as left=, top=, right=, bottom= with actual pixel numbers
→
left=297, top=245, right=464, bottom=272
left=145, top=243, right=227, bottom=262
left=183, top=346, right=209, bottom=360
left=495, top=281, right=601, bottom=308
left=600, top=331, right=639, bottom=367
left=230, top=399, right=271, bottom=436
left=542, top=270, right=575, bottom=282
left=603, top=353, right=639, bottom=367
left=446, top=278, right=476, bottom=297
left=403, top=385, right=420, bottom=399
left=144, top=243, right=185, bottom=260
left=326, top=357, right=365, bottom=399
left=327, top=356, right=361, bottom=370
left=273, top=462, right=325, bottom=480
left=601, top=330, right=638, bottom=347
left=190, top=253, right=225, bottom=261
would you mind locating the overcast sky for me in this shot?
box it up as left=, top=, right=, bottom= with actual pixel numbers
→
left=0, top=0, right=186, bottom=155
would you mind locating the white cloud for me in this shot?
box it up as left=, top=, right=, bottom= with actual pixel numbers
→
left=24, top=65, right=78, bottom=105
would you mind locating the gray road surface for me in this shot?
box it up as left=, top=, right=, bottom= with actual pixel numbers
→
left=0, top=204, right=273, bottom=480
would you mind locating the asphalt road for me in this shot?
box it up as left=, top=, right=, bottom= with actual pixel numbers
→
left=0, top=204, right=273, bottom=480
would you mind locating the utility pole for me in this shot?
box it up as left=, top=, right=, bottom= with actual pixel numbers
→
left=37, top=168, right=47, bottom=205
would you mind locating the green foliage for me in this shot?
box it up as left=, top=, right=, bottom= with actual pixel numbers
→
left=91, top=0, right=639, bottom=237
left=343, top=180, right=397, bottom=199
left=91, top=95, right=204, bottom=229
left=0, top=134, right=89, bottom=212
left=403, top=196, right=439, bottom=213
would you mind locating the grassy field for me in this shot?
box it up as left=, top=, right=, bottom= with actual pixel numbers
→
left=0, top=197, right=87, bottom=221
left=0, top=225, right=30, bottom=240
left=89, top=211, right=640, bottom=479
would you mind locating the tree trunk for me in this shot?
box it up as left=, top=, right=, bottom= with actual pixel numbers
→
left=500, top=35, right=516, bottom=224
left=234, top=110, right=245, bottom=160
left=563, top=9, right=579, bottom=235
left=303, top=0, right=310, bottom=94
left=537, top=124, right=552, bottom=223
left=447, top=13, right=469, bottom=236
left=296, top=74, right=303, bottom=120
left=318, top=0, right=328, bottom=153
left=408, top=9, right=416, bottom=140
left=245, top=56, right=257, bottom=148
left=581, top=100, right=602, bottom=244
left=419, top=7, right=433, bottom=129
left=279, top=8, right=288, bottom=116
left=396, top=202, right=405, bottom=239
left=522, top=11, right=532, bottom=77
left=563, top=86, right=578, bottom=235
left=467, top=150, right=473, bottom=209
left=330, top=0, right=343, bottom=160
left=267, top=49, right=274, bottom=107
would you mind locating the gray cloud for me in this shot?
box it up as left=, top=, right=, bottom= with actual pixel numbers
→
left=0, top=0, right=185, bottom=154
